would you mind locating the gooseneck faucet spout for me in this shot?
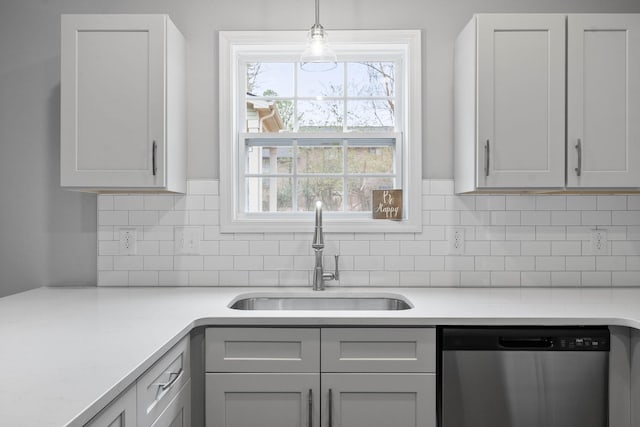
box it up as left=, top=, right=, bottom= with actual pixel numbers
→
left=312, top=201, right=339, bottom=291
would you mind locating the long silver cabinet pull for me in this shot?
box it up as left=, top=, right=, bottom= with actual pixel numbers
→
left=308, top=389, right=313, bottom=427
left=152, top=140, right=158, bottom=176
left=328, top=389, right=333, bottom=427
left=158, top=368, right=183, bottom=392
left=575, top=139, right=582, bottom=177
left=484, top=140, right=490, bottom=177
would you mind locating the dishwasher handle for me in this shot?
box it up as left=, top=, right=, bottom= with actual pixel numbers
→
left=498, top=337, right=553, bottom=349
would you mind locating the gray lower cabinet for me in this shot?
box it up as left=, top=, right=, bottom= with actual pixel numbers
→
left=322, top=373, right=435, bottom=427
left=204, top=327, right=436, bottom=427
left=205, top=373, right=320, bottom=427
left=85, top=385, right=137, bottom=427
left=152, top=380, right=191, bottom=427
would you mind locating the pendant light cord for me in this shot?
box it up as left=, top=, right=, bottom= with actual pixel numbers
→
left=315, top=0, right=320, bottom=27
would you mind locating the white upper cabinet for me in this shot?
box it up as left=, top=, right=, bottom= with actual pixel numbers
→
left=60, top=15, right=186, bottom=193
left=455, top=14, right=566, bottom=193
left=455, top=13, right=640, bottom=193
left=567, top=14, right=640, bottom=188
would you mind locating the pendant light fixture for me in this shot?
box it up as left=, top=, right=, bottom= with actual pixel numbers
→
left=300, top=0, right=337, bottom=71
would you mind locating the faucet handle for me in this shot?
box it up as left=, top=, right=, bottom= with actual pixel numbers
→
left=333, top=255, right=340, bottom=281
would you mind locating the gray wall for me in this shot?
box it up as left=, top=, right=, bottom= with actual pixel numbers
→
left=1, top=0, right=639, bottom=297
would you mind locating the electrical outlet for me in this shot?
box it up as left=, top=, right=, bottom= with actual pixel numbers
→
left=175, top=226, right=201, bottom=255
left=448, top=228, right=465, bottom=255
left=118, top=228, right=137, bottom=255
left=590, top=229, right=608, bottom=255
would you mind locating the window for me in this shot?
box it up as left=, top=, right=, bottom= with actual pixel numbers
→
left=220, top=31, right=421, bottom=232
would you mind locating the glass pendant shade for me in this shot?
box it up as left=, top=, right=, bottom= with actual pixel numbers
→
left=300, top=0, right=337, bottom=71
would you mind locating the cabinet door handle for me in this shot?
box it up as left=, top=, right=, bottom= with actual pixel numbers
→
left=308, top=389, right=313, bottom=427
left=158, top=368, right=183, bottom=392
left=575, top=139, right=582, bottom=177
left=152, top=140, right=158, bottom=176
left=484, top=140, right=490, bottom=177
left=328, top=389, right=333, bottom=427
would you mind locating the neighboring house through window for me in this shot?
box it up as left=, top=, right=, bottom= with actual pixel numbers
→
left=219, top=30, right=422, bottom=232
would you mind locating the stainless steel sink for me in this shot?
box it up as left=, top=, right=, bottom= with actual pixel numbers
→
left=229, top=295, right=412, bottom=311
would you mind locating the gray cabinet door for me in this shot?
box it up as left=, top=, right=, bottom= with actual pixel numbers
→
left=85, top=385, right=137, bottom=427
left=205, top=373, right=320, bottom=427
left=321, top=373, right=435, bottom=427
left=151, top=380, right=191, bottom=427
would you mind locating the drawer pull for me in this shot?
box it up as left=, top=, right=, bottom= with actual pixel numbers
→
left=158, top=368, right=183, bottom=392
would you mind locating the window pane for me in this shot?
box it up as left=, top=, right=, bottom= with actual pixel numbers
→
left=297, top=177, right=343, bottom=212
left=246, top=63, right=294, bottom=97
left=246, top=145, right=293, bottom=174
left=346, top=100, right=395, bottom=131
left=347, top=177, right=395, bottom=212
left=347, top=62, right=395, bottom=97
left=347, top=145, right=394, bottom=173
left=298, top=143, right=343, bottom=174
left=298, top=63, right=344, bottom=97
left=245, top=99, right=294, bottom=133
left=246, top=177, right=293, bottom=212
left=298, top=100, right=343, bottom=132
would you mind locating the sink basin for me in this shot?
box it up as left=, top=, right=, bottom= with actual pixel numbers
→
left=229, top=294, right=412, bottom=311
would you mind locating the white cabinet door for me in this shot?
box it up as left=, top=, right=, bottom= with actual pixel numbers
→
left=205, top=373, right=320, bottom=427
left=476, top=14, right=566, bottom=189
left=85, top=385, right=137, bottom=427
left=567, top=14, right=640, bottom=188
left=321, top=373, right=435, bottom=427
left=61, top=14, right=186, bottom=192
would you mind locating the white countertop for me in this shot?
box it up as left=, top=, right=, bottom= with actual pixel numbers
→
left=3, top=285, right=640, bottom=426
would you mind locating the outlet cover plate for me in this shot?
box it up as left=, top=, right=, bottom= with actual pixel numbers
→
left=590, top=229, right=608, bottom=255
left=448, top=228, right=465, bottom=255
left=118, top=228, right=137, bottom=255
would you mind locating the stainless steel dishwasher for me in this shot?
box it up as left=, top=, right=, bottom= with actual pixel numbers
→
left=439, top=326, right=610, bottom=427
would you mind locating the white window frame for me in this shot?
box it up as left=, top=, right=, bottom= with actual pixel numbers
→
left=219, top=30, right=422, bottom=233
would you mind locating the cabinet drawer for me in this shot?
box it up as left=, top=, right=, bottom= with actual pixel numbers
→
left=151, top=379, right=191, bottom=427
left=205, top=328, right=320, bottom=372
left=137, top=335, right=190, bottom=427
left=321, top=328, right=435, bottom=373
left=85, top=384, right=137, bottom=427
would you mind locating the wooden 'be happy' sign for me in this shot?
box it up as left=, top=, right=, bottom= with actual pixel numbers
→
left=372, top=189, right=403, bottom=220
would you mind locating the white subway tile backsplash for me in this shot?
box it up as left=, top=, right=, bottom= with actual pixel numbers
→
left=461, top=272, right=491, bottom=287
left=598, top=196, right=627, bottom=210
left=521, top=272, right=551, bottom=287
left=536, top=196, right=566, bottom=211
left=144, top=195, right=175, bottom=211
left=521, top=211, right=550, bottom=226
left=370, top=241, right=400, bottom=255
left=218, top=271, right=248, bottom=286
left=399, top=272, right=430, bottom=286
left=567, top=196, right=596, bottom=211
left=189, top=271, right=219, bottom=286
left=491, top=272, right=521, bottom=287
left=582, top=211, right=612, bottom=226
left=98, top=211, right=128, bottom=226
left=129, top=271, right=159, bottom=286
left=582, top=272, right=612, bottom=287
left=114, top=195, right=143, bottom=211
left=97, top=180, right=640, bottom=288
left=596, top=256, right=626, bottom=271
left=475, top=195, right=506, bottom=211
left=536, top=256, right=565, bottom=271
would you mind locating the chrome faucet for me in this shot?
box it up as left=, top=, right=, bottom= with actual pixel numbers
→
left=312, top=201, right=339, bottom=291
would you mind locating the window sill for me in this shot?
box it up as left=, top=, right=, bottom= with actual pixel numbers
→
left=219, top=214, right=422, bottom=234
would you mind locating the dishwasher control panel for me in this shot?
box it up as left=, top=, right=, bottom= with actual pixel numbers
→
left=441, top=326, right=610, bottom=351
